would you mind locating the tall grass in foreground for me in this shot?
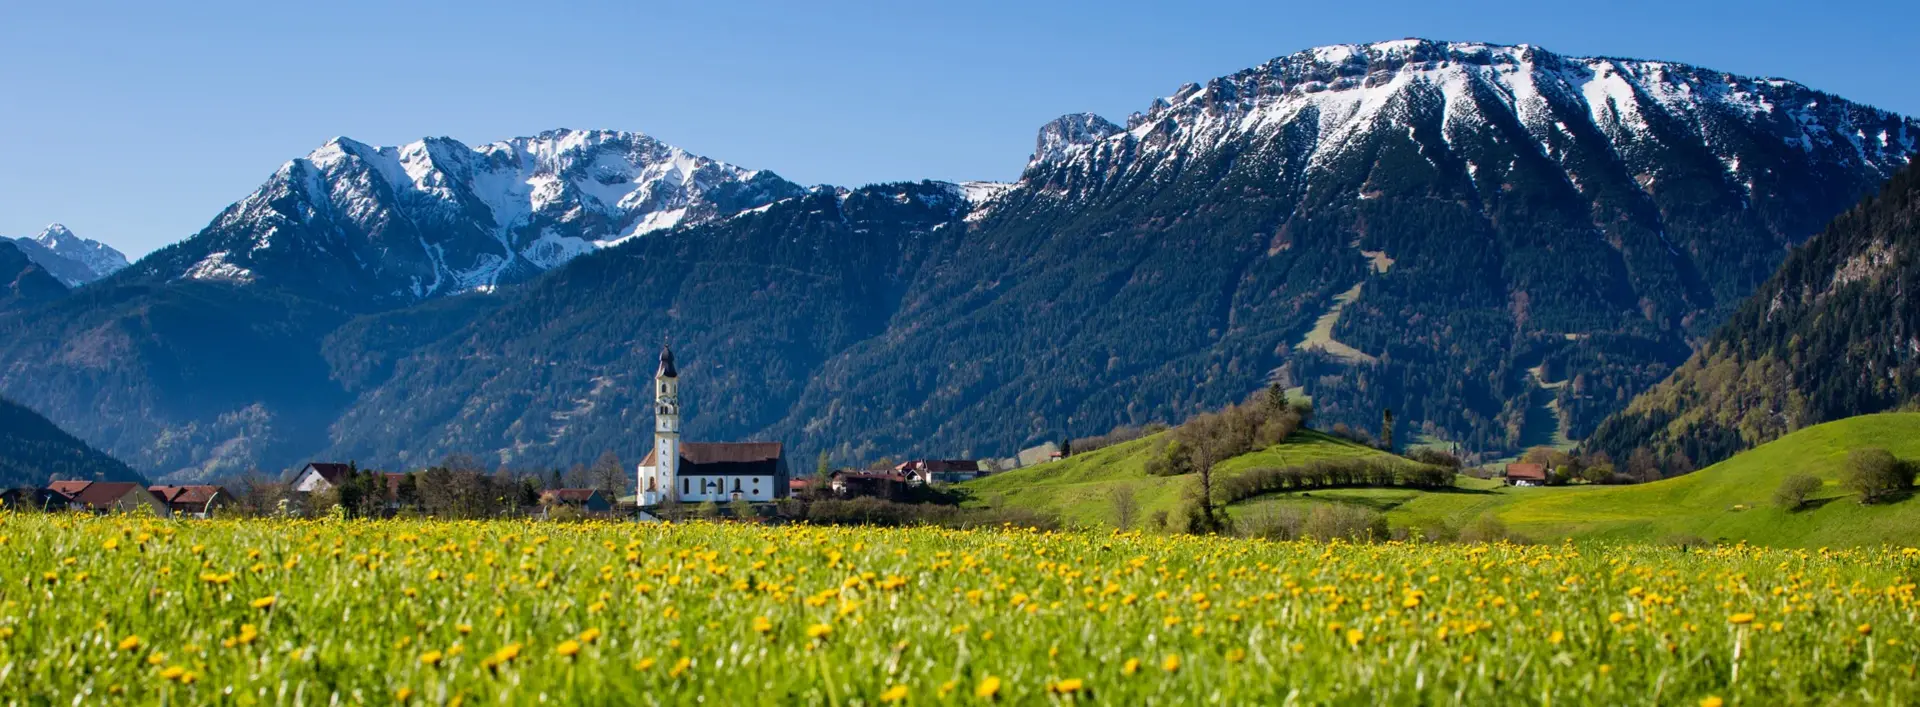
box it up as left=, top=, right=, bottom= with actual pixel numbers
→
left=0, top=513, right=1916, bottom=704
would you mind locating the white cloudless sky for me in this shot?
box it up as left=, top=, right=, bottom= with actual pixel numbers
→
left=2, top=0, right=1915, bottom=257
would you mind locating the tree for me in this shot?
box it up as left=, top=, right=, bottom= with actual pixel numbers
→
left=1580, top=462, right=1614, bottom=485
left=1842, top=449, right=1912, bottom=504
left=1109, top=487, right=1140, bottom=530
left=590, top=451, right=626, bottom=495
left=1773, top=473, right=1823, bottom=511
left=1627, top=447, right=1662, bottom=484
left=1265, top=382, right=1289, bottom=415
left=1381, top=408, right=1395, bottom=453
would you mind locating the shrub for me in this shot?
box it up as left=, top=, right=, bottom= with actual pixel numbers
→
left=1456, top=513, right=1522, bottom=544
left=1237, top=505, right=1307, bottom=541
left=1773, top=473, right=1823, bottom=511
left=1406, top=447, right=1462, bottom=470
left=1842, top=449, right=1912, bottom=504
left=1301, top=505, right=1387, bottom=542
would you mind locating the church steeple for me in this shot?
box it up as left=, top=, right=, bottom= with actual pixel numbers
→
left=658, top=344, right=678, bottom=378
left=645, top=342, right=682, bottom=504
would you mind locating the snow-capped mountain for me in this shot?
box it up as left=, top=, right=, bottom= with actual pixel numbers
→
left=124, top=129, right=806, bottom=308
left=10, top=224, right=129, bottom=287
left=1024, top=40, right=1914, bottom=185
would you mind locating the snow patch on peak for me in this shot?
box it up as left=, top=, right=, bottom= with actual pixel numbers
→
left=1033, top=113, right=1123, bottom=165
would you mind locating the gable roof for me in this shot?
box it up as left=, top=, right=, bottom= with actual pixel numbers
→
left=642, top=442, right=784, bottom=466
left=48, top=480, right=92, bottom=499
left=301, top=462, right=355, bottom=484
left=542, top=488, right=605, bottom=503
left=833, top=471, right=907, bottom=483
left=69, top=481, right=148, bottom=509
left=149, top=485, right=183, bottom=503
left=170, top=486, right=227, bottom=506
left=1505, top=463, right=1548, bottom=481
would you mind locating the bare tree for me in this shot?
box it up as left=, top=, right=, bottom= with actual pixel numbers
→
left=590, top=451, right=626, bottom=495
left=1109, top=487, right=1140, bottom=530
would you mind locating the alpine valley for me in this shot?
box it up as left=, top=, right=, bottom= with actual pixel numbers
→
left=3, top=39, right=1915, bottom=483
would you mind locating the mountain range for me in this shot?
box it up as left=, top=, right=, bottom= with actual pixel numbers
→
left=120, top=129, right=807, bottom=310
left=1, top=38, right=1915, bottom=483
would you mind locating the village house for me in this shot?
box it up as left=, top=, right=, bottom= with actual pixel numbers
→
left=291, top=462, right=355, bottom=492
left=148, top=485, right=233, bottom=518
left=829, top=470, right=909, bottom=500
left=635, top=346, right=790, bottom=505
left=541, top=488, right=613, bottom=515
left=1504, top=463, right=1548, bottom=487
left=895, top=459, right=986, bottom=485
left=47, top=480, right=169, bottom=515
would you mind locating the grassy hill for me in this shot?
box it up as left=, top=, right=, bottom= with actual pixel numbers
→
left=1236, top=413, right=1920, bottom=546
left=962, top=429, right=1409, bottom=528
left=973, top=413, right=1920, bottom=546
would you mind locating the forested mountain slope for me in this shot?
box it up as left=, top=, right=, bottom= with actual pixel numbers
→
left=0, top=396, right=143, bottom=489
left=0, top=241, right=68, bottom=314
left=1586, top=160, right=1920, bottom=467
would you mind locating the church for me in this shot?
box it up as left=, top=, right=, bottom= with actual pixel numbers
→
left=635, top=345, right=790, bottom=506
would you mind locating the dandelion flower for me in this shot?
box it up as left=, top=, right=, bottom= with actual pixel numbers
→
left=251, top=595, right=278, bottom=610
left=806, top=623, right=833, bottom=640
left=879, top=684, right=910, bottom=702
left=975, top=675, right=1002, bottom=699
left=555, top=640, right=581, bottom=658
left=1162, top=654, right=1181, bottom=673
left=419, top=650, right=444, bottom=667
left=1051, top=678, right=1085, bottom=694
left=752, top=616, right=773, bottom=634
left=1728, top=613, right=1755, bottom=625
left=118, top=635, right=143, bottom=652
left=1858, top=623, right=1873, bottom=636
left=1122, top=658, right=1140, bottom=675
left=1700, top=698, right=1724, bottom=707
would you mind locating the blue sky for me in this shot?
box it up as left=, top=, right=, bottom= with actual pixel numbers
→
left=3, top=0, right=1916, bottom=257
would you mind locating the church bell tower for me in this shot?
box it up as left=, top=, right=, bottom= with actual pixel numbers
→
left=652, top=344, right=681, bottom=501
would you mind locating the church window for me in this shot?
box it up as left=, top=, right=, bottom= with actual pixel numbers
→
left=682, top=479, right=689, bottom=495
left=732, top=478, right=742, bottom=492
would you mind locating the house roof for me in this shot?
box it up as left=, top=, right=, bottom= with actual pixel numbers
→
left=642, top=442, right=784, bottom=476
left=170, top=486, right=227, bottom=506
left=543, top=488, right=604, bottom=503
left=1505, top=463, right=1548, bottom=480
left=833, top=471, right=907, bottom=483
left=69, top=482, right=148, bottom=509
left=148, top=485, right=183, bottom=503
left=48, top=480, right=92, bottom=499
left=301, top=462, right=355, bottom=484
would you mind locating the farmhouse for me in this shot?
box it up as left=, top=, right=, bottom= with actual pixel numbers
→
left=47, top=481, right=168, bottom=515
left=635, top=346, right=790, bottom=505
left=1504, top=463, right=1548, bottom=487
left=291, top=462, right=355, bottom=492
left=148, top=485, right=232, bottom=517
left=830, top=470, right=909, bottom=499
